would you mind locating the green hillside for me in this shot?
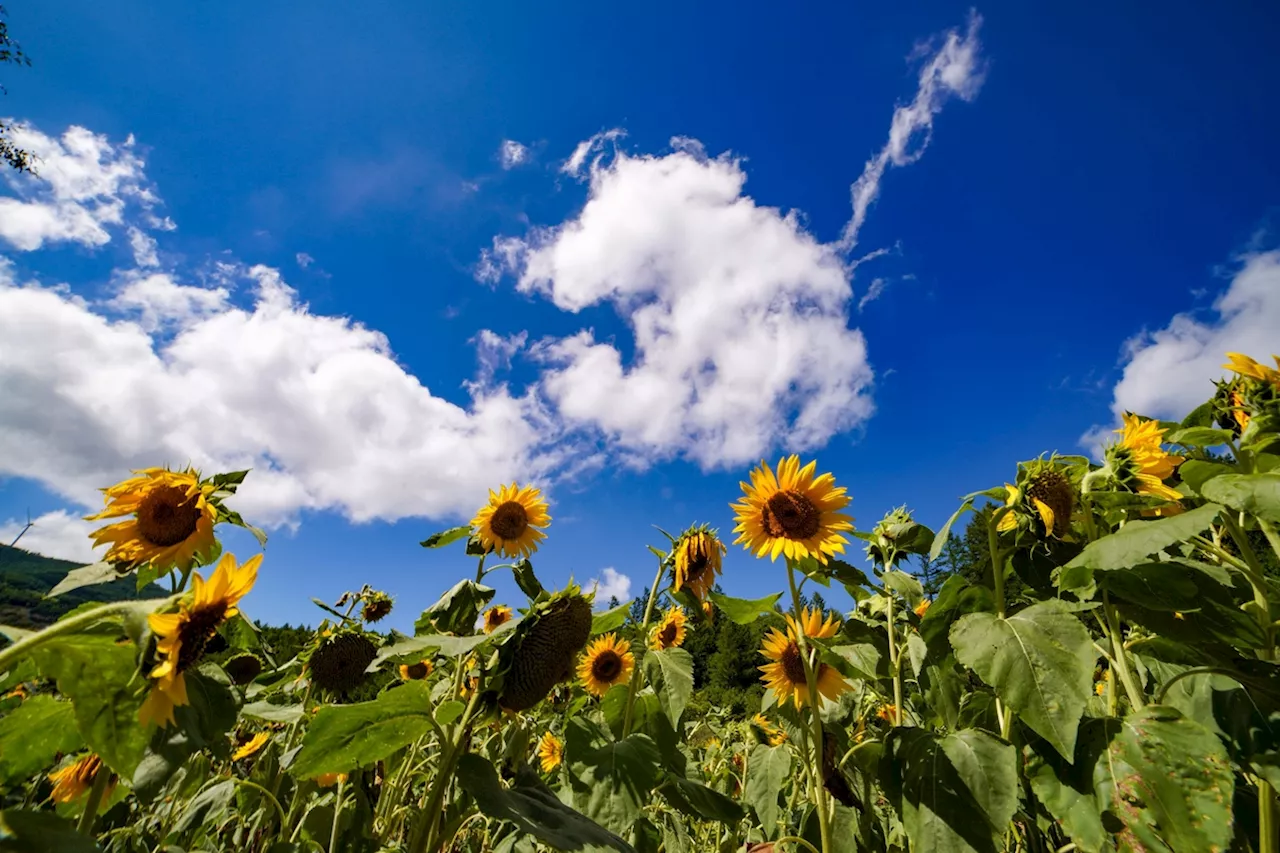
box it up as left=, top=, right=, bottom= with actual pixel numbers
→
left=0, top=543, right=166, bottom=629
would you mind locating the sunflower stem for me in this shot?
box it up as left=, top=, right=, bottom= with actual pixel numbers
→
left=1102, top=592, right=1144, bottom=709
left=986, top=509, right=1012, bottom=738
left=474, top=552, right=488, bottom=584
left=0, top=599, right=170, bottom=675
left=786, top=559, right=833, bottom=853
left=885, top=591, right=904, bottom=727
left=77, top=766, right=111, bottom=836
left=328, top=775, right=346, bottom=853
left=1221, top=513, right=1276, bottom=660
left=410, top=684, right=483, bottom=853
left=622, top=551, right=667, bottom=737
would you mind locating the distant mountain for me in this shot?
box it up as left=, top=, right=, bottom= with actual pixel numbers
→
left=0, top=544, right=166, bottom=630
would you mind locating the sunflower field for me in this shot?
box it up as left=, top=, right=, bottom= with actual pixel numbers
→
left=2, top=350, right=1280, bottom=853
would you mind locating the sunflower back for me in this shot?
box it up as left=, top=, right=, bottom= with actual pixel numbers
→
left=495, top=588, right=593, bottom=712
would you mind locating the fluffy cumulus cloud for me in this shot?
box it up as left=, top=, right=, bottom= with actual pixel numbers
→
left=588, top=567, right=632, bottom=607
left=1089, top=251, right=1280, bottom=439
left=0, top=510, right=102, bottom=564
left=477, top=16, right=984, bottom=469
left=0, top=125, right=158, bottom=251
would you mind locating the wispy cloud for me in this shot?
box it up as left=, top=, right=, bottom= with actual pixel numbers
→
left=588, top=567, right=632, bottom=607
left=498, top=139, right=532, bottom=170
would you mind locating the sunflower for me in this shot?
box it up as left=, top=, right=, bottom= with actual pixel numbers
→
left=1103, top=413, right=1185, bottom=506
left=671, top=525, right=727, bottom=601
left=1224, top=352, right=1280, bottom=388
left=578, top=633, right=635, bottom=697
left=751, top=713, right=788, bottom=746
left=914, top=599, right=931, bottom=618
left=483, top=605, right=514, bottom=634
left=140, top=552, right=261, bottom=728
left=731, top=456, right=854, bottom=565
left=399, top=659, right=434, bottom=681
left=314, top=773, right=347, bottom=787
left=650, top=608, right=688, bottom=650
left=758, top=608, right=850, bottom=709
left=701, top=600, right=716, bottom=624
left=87, top=467, right=218, bottom=572
left=997, top=464, right=1075, bottom=537
left=49, top=754, right=114, bottom=804
left=876, top=704, right=897, bottom=723
left=537, top=731, right=564, bottom=773
left=471, top=483, right=550, bottom=559
left=232, top=732, right=270, bottom=761
left=361, top=591, right=393, bottom=623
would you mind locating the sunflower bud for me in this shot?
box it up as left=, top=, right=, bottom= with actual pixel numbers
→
left=308, top=632, right=378, bottom=694
left=224, top=653, right=263, bottom=685
left=496, top=588, right=593, bottom=712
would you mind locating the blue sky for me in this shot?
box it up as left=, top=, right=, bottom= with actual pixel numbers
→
left=2, top=1, right=1279, bottom=632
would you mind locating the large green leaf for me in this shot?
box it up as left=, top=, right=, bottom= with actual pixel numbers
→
left=242, top=700, right=306, bottom=724
left=290, top=682, right=435, bottom=778
left=1111, top=564, right=1265, bottom=651
left=1065, top=503, right=1222, bottom=571
left=0, top=809, right=102, bottom=852
left=591, top=602, right=631, bottom=636
left=659, top=778, right=744, bottom=825
left=1201, top=472, right=1280, bottom=523
left=46, top=562, right=124, bottom=597
left=566, top=724, right=663, bottom=833
left=919, top=575, right=994, bottom=662
left=133, top=666, right=240, bottom=801
left=416, top=580, right=495, bottom=635
left=1023, top=723, right=1111, bottom=853
left=373, top=624, right=511, bottom=667
left=455, top=754, right=634, bottom=853
left=419, top=525, right=472, bottom=549
left=29, top=633, right=148, bottom=778
left=1166, top=426, right=1235, bottom=448
left=707, top=591, right=782, bottom=624
left=745, top=743, right=791, bottom=837
left=881, top=570, right=924, bottom=607
left=642, top=648, right=692, bottom=727
left=950, top=600, right=1096, bottom=759
left=1177, top=460, right=1234, bottom=494
left=880, top=727, right=1018, bottom=853
left=1096, top=705, right=1235, bottom=852
left=0, top=696, right=82, bottom=784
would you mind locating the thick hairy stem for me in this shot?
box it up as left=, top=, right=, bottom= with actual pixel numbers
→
left=1102, top=593, right=1145, bottom=709
left=622, top=554, right=667, bottom=736
left=885, top=593, right=904, bottom=727
left=787, top=560, right=832, bottom=853
left=987, top=509, right=1012, bottom=737
left=77, top=769, right=111, bottom=836
left=410, top=687, right=483, bottom=853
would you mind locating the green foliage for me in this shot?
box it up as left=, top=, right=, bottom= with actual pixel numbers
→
left=0, top=545, right=165, bottom=634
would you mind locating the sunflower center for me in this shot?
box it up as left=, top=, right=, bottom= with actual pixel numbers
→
left=779, top=641, right=807, bottom=685
left=591, top=650, right=624, bottom=683
left=490, top=501, right=529, bottom=541
left=176, top=602, right=228, bottom=672
left=762, top=490, right=821, bottom=541
left=658, top=621, right=679, bottom=647
left=137, top=485, right=202, bottom=547
left=405, top=661, right=431, bottom=680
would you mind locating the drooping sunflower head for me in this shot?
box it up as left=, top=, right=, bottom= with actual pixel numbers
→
left=578, top=633, right=635, bottom=697
left=399, top=659, right=434, bottom=681
left=537, top=731, right=564, bottom=773
left=1101, top=414, right=1185, bottom=510
left=731, top=455, right=853, bottom=565
left=49, top=754, right=114, bottom=804
left=758, top=623, right=850, bottom=710
left=361, top=591, right=394, bottom=624
left=231, top=731, right=270, bottom=761
left=224, top=653, right=263, bottom=686
left=307, top=631, right=378, bottom=695
left=87, top=467, right=219, bottom=573
left=140, top=552, right=261, bottom=728
left=749, top=713, right=788, bottom=746
left=650, top=608, right=688, bottom=650
left=496, top=587, right=594, bottom=712
left=996, top=458, right=1077, bottom=538
left=483, top=605, right=515, bottom=635
left=471, top=483, right=551, bottom=559
left=672, top=524, right=726, bottom=601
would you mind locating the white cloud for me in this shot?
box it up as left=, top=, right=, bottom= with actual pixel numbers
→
left=588, top=567, right=631, bottom=607
left=498, top=140, right=531, bottom=170
left=295, top=252, right=315, bottom=268
left=0, top=510, right=103, bottom=564
left=0, top=125, right=158, bottom=251
left=1087, top=251, right=1280, bottom=444
left=858, top=278, right=890, bottom=312
left=486, top=143, right=874, bottom=469
left=128, top=227, right=159, bottom=268
left=840, top=11, right=985, bottom=251
left=472, top=329, right=528, bottom=384
left=561, top=129, right=626, bottom=178
left=0, top=262, right=560, bottom=528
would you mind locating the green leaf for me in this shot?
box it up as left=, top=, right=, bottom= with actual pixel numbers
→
left=919, top=575, right=994, bottom=662
left=30, top=633, right=148, bottom=778
left=566, top=723, right=663, bottom=833
left=375, top=625, right=510, bottom=668
left=173, top=666, right=239, bottom=751
left=659, top=778, right=745, bottom=825
left=1166, top=426, right=1235, bottom=448
left=929, top=498, right=975, bottom=562
left=1200, top=472, right=1280, bottom=523
left=1065, top=502, right=1222, bottom=571
left=881, top=570, right=924, bottom=607
left=242, top=701, right=305, bottom=724
left=290, top=682, right=435, bottom=778
left=880, top=727, right=1018, bottom=853
left=591, top=601, right=631, bottom=636
left=455, top=754, right=635, bottom=853
left=435, top=700, right=466, bottom=726
left=1177, top=460, right=1234, bottom=494
left=1024, top=726, right=1109, bottom=853
left=1099, top=706, right=1235, bottom=852
left=0, top=696, right=82, bottom=785
left=707, top=591, right=782, bottom=624
left=745, top=743, right=791, bottom=837
left=416, top=580, right=495, bottom=635
left=211, top=469, right=250, bottom=488
left=512, top=560, right=544, bottom=599
left=1180, top=401, right=1216, bottom=428
left=826, top=559, right=871, bottom=591
left=173, top=779, right=235, bottom=835
left=225, top=613, right=261, bottom=651
left=950, top=600, right=1096, bottom=759
left=419, top=525, right=472, bottom=549
left=0, top=809, right=103, bottom=852
left=46, top=562, right=125, bottom=597
left=642, top=648, right=693, bottom=728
